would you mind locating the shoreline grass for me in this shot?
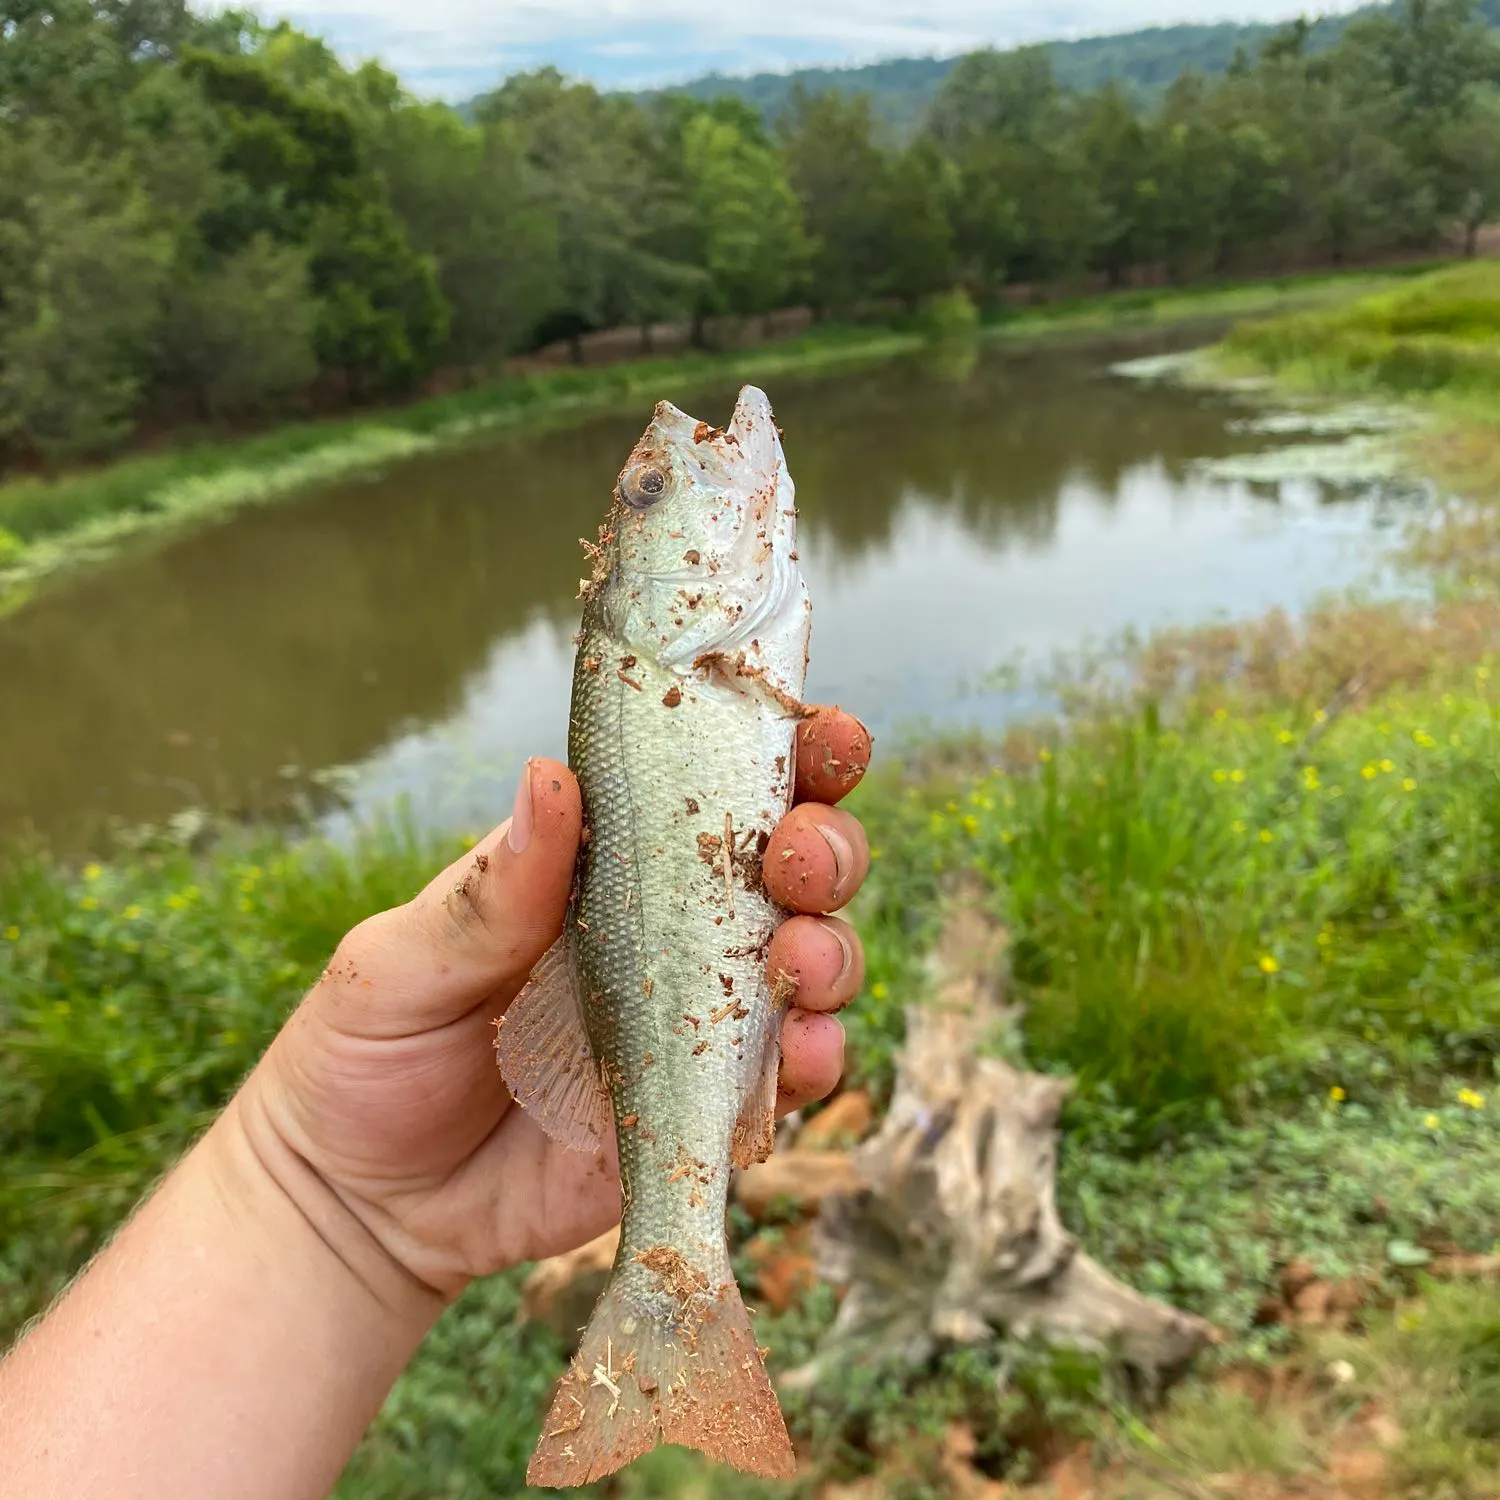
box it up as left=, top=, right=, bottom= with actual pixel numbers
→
left=0, top=263, right=1444, bottom=617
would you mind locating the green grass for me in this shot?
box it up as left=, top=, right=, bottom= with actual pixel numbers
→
left=845, top=665, right=1500, bottom=1132
left=1222, top=260, right=1500, bottom=406
left=984, top=263, right=1441, bottom=346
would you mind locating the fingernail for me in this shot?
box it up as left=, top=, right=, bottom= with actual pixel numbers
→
left=815, top=821, right=853, bottom=903
left=824, top=920, right=855, bottom=985
left=508, top=762, right=535, bottom=854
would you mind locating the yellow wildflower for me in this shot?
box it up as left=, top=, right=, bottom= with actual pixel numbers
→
left=83, top=862, right=103, bottom=881
left=946, top=800, right=959, bottom=815
left=1230, top=769, right=1246, bottom=785
left=1259, top=954, right=1280, bottom=975
left=1303, top=766, right=1321, bottom=792
left=79, top=896, right=99, bottom=912
left=1424, top=1114, right=1441, bottom=1130
left=1317, top=928, right=1334, bottom=947
left=1233, top=819, right=1248, bottom=834
left=2, top=925, right=18, bottom=942
left=1213, top=768, right=1229, bottom=784
left=1403, top=779, right=1417, bottom=793
left=869, top=847, right=883, bottom=861
left=961, top=815, right=980, bottom=836
left=1259, top=829, right=1274, bottom=844
left=1329, top=1085, right=1346, bottom=1103
left=870, top=981, right=889, bottom=1001
left=1379, top=759, right=1395, bottom=774
left=166, top=893, right=188, bottom=911
left=1413, top=731, right=1436, bottom=749
left=1277, top=730, right=1295, bottom=745
left=122, top=904, right=143, bottom=921
left=1039, top=748, right=1053, bottom=764
left=1314, top=709, right=1328, bottom=725
left=1458, top=1088, right=1486, bottom=1111
left=1361, top=764, right=1378, bottom=781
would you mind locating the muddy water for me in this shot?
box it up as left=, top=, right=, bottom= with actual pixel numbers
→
left=0, top=332, right=1418, bottom=850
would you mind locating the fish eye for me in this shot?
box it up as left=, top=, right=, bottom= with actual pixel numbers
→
left=620, top=463, right=669, bottom=510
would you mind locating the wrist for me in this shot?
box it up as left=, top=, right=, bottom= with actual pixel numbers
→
left=213, top=1077, right=449, bottom=1342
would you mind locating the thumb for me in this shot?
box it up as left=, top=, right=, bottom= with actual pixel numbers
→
left=314, top=759, right=582, bottom=1038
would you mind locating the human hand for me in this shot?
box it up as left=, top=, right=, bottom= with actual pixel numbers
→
left=237, top=707, right=873, bottom=1301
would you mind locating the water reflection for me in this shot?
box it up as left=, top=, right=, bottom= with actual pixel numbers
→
left=0, top=332, right=1411, bottom=850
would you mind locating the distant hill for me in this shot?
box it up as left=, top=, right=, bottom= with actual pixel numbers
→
left=461, top=2, right=1500, bottom=132
left=653, top=19, right=1333, bottom=133
left=657, top=1, right=1500, bottom=131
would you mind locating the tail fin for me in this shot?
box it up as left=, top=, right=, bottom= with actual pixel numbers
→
left=526, top=1269, right=795, bottom=1488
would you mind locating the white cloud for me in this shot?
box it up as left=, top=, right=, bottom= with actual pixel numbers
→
left=230, top=0, right=1373, bottom=98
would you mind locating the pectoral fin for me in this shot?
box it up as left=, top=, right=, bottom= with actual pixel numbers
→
left=730, top=1024, right=782, bottom=1168
left=493, top=936, right=612, bottom=1154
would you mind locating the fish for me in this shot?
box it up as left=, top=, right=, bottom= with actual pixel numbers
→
left=494, top=384, right=813, bottom=1488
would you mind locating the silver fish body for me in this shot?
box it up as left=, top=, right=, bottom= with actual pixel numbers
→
left=497, top=386, right=810, bottom=1487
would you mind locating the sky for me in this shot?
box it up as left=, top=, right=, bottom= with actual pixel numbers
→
left=254, top=0, right=1372, bottom=101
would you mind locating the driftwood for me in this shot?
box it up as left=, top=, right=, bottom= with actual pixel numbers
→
left=786, top=877, right=1214, bottom=1393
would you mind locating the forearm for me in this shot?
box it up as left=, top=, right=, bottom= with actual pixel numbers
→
left=0, top=1087, right=445, bottom=1500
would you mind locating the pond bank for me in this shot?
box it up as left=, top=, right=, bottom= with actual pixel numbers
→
left=0, top=266, right=1428, bottom=618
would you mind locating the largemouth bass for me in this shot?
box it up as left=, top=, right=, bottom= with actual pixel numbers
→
left=495, top=385, right=811, bottom=1487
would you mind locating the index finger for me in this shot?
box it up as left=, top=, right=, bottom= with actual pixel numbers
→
left=795, top=707, right=873, bottom=807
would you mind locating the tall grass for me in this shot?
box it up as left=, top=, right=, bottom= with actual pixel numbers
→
left=848, top=663, right=1500, bottom=1129
left=1223, top=261, right=1500, bottom=403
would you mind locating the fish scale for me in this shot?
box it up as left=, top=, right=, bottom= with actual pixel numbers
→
left=495, top=385, right=810, bottom=1487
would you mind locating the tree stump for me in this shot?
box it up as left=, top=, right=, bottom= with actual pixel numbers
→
left=785, top=877, right=1213, bottom=1392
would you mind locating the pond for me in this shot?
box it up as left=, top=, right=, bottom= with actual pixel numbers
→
left=0, top=330, right=1422, bottom=851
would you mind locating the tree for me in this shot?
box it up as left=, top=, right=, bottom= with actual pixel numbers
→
left=480, top=70, right=699, bottom=359
left=156, top=233, right=317, bottom=422
left=0, top=127, right=170, bottom=458
left=778, top=86, right=891, bottom=316
left=876, top=140, right=954, bottom=310
left=1075, top=83, right=1152, bottom=285
left=1438, top=85, right=1500, bottom=254
left=678, top=107, right=808, bottom=339
left=180, top=45, right=448, bottom=396
left=359, top=100, right=560, bottom=369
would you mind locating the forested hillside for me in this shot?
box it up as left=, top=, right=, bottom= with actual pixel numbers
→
left=657, top=17, right=1349, bottom=133
left=3, top=0, right=1499, bottom=472
left=656, top=0, right=1500, bottom=131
